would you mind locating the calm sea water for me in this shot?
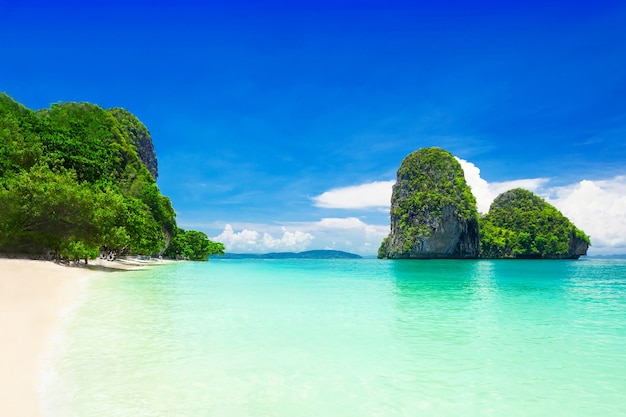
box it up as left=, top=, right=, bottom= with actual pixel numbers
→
left=45, top=259, right=626, bottom=416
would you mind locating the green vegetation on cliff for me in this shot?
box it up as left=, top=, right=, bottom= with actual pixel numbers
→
left=479, top=188, right=590, bottom=258
left=393, top=148, right=477, bottom=223
left=109, top=107, right=159, bottom=179
left=379, top=147, right=479, bottom=258
left=0, top=94, right=222, bottom=261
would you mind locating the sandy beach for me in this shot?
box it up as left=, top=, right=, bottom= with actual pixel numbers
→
left=0, top=258, right=94, bottom=417
left=0, top=256, right=175, bottom=417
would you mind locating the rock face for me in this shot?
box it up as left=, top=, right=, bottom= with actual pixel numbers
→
left=378, top=147, right=480, bottom=259
left=109, top=108, right=159, bottom=179
left=569, top=235, right=589, bottom=258
left=479, top=188, right=590, bottom=259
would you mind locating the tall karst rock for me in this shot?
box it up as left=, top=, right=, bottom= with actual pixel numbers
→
left=378, top=147, right=479, bottom=259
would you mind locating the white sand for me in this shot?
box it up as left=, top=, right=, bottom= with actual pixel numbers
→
left=0, top=256, right=178, bottom=416
left=0, top=259, right=94, bottom=417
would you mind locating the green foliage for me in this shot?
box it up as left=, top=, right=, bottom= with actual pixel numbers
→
left=59, top=241, right=100, bottom=262
left=394, top=148, right=477, bottom=222
left=0, top=94, right=43, bottom=178
left=139, top=182, right=176, bottom=238
left=122, top=197, right=165, bottom=255
left=109, top=108, right=158, bottom=179
left=39, top=103, right=128, bottom=183
left=479, top=188, right=590, bottom=258
left=0, top=93, right=224, bottom=261
left=0, top=164, right=104, bottom=257
left=378, top=236, right=390, bottom=258
left=163, top=228, right=225, bottom=261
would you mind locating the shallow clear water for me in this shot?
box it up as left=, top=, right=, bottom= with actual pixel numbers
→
left=46, top=259, right=626, bottom=416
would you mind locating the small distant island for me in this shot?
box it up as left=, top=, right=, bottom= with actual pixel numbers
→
left=218, top=250, right=362, bottom=259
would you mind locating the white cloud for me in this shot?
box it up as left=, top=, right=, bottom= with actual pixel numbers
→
left=456, top=157, right=626, bottom=255
left=313, top=217, right=389, bottom=237
left=315, top=216, right=378, bottom=231
left=286, top=217, right=389, bottom=255
left=311, top=180, right=394, bottom=209
left=212, top=224, right=313, bottom=253
left=455, top=157, right=548, bottom=213
left=211, top=218, right=389, bottom=255
left=311, top=160, right=548, bottom=214
left=544, top=177, right=626, bottom=255
left=261, top=229, right=314, bottom=251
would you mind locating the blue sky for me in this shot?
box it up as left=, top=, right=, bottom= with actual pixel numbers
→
left=2, top=0, right=626, bottom=255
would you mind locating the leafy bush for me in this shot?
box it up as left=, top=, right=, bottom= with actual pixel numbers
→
left=163, top=228, right=225, bottom=261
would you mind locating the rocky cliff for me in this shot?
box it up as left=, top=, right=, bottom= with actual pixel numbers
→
left=378, top=147, right=480, bottom=259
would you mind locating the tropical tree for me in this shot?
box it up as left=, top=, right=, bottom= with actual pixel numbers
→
left=163, top=228, right=225, bottom=261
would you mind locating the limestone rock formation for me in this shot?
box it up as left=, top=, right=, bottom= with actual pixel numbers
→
left=378, top=147, right=480, bottom=259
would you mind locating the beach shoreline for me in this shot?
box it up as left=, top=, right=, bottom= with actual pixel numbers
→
left=0, top=256, right=175, bottom=417
left=0, top=258, right=93, bottom=417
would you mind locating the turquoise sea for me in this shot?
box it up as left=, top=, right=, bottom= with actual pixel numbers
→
left=45, top=259, right=626, bottom=416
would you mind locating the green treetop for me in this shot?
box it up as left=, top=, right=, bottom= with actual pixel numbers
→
left=163, top=228, right=225, bottom=261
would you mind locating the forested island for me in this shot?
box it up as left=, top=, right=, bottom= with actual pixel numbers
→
left=379, top=147, right=591, bottom=259
left=0, top=94, right=223, bottom=262
left=479, top=188, right=590, bottom=258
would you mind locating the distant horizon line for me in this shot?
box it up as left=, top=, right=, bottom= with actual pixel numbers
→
left=217, top=250, right=626, bottom=259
